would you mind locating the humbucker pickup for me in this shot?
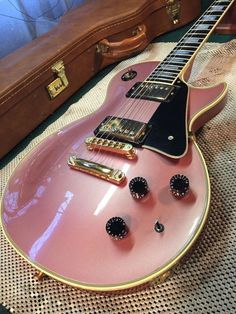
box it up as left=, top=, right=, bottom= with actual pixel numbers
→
left=94, top=116, right=151, bottom=146
left=126, top=82, right=179, bottom=102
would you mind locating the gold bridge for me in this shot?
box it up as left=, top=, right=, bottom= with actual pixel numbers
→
left=85, top=136, right=137, bottom=160
left=68, top=156, right=126, bottom=185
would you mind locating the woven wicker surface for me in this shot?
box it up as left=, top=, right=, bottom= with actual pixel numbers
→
left=1, top=41, right=236, bottom=313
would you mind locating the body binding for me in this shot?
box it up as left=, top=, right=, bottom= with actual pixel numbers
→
left=1, top=61, right=227, bottom=291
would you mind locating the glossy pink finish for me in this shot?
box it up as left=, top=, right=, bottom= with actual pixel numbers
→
left=1, top=62, right=227, bottom=289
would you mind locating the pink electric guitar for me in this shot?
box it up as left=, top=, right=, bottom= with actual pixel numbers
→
left=1, top=0, right=234, bottom=291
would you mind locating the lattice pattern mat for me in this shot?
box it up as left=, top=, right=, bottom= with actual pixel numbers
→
left=1, top=41, right=236, bottom=313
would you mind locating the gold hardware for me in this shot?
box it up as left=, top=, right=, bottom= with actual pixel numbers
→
left=35, top=271, right=46, bottom=281
left=96, top=42, right=109, bottom=54
left=47, top=60, right=69, bottom=99
left=132, top=25, right=143, bottom=36
left=96, top=24, right=144, bottom=54
left=96, top=116, right=148, bottom=144
left=166, top=0, right=181, bottom=25
left=68, top=156, right=126, bottom=185
left=154, top=271, right=172, bottom=285
left=85, top=136, right=137, bottom=160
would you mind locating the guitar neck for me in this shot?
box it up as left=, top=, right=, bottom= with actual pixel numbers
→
left=146, top=0, right=235, bottom=84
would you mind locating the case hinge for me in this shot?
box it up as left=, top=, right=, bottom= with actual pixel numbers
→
left=47, top=60, right=69, bottom=99
left=166, top=0, right=181, bottom=25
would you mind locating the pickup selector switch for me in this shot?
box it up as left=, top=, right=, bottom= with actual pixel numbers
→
left=106, top=217, right=128, bottom=240
left=170, top=174, right=189, bottom=198
left=129, top=177, right=149, bottom=199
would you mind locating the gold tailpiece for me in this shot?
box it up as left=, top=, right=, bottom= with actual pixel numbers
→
left=68, top=156, right=126, bottom=185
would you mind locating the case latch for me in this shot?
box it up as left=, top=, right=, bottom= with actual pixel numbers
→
left=47, top=60, right=69, bottom=99
left=166, top=0, right=181, bottom=25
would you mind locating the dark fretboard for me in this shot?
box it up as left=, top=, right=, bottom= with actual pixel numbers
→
left=146, top=0, right=234, bottom=84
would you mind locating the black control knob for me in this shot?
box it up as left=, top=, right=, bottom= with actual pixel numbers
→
left=129, top=177, right=149, bottom=199
left=170, top=174, right=189, bottom=198
left=106, top=217, right=128, bottom=240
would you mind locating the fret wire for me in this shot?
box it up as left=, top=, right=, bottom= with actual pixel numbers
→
left=198, top=20, right=216, bottom=23
left=155, top=76, right=176, bottom=81
left=158, top=68, right=183, bottom=72
left=157, top=64, right=183, bottom=69
left=168, top=61, right=186, bottom=66
left=173, top=48, right=197, bottom=53
left=173, top=45, right=198, bottom=49
left=150, top=72, right=178, bottom=78
left=169, top=60, right=187, bottom=65
left=152, top=78, right=173, bottom=83
left=149, top=73, right=177, bottom=77
left=174, top=53, right=193, bottom=57
left=180, top=44, right=199, bottom=48
left=186, top=34, right=206, bottom=38
left=149, top=75, right=178, bottom=80
left=188, top=30, right=210, bottom=34
left=150, top=70, right=179, bottom=76
left=157, top=68, right=182, bottom=73
left=169, top=57, right=189, bottom=61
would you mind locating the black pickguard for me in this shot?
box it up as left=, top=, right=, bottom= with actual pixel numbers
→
left=143, top=80, right=188, bottom=157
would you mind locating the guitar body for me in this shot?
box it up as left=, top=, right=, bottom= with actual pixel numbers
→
left=1, top=61, right=227, bottom=291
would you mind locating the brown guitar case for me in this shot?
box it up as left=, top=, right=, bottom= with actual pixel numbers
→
left=216, top=3, right=236, bottom=34
left=0, top=0, right=201, bottom=159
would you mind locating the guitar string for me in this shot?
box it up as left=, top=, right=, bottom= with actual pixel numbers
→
left=121, top=0, right=230, bottom=123
left=99, top=0, right=225, bottom=139
left=119, top=0, right=225, bottom=124
left=90, top=0, right=219, bottom=153
left=87, top=0, right=227, bottom=166
left=131, top=0, right=222, bottom=123
left=89, top=0, right=229, bottom=166
left=77, top=0, right=229, bottom=166
left=92, top=0, right=223, bottom=165
left=124, top=0, right=230, bottom=131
